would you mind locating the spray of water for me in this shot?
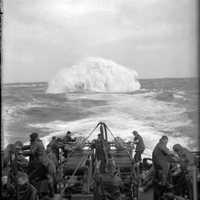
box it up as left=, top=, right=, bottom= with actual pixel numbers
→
left=47, top=57, right=140, bottom=93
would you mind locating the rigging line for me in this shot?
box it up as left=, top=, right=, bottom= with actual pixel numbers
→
left=105, top=124, right=133, bottom=161
left=61, top=122, right=101, bottom=163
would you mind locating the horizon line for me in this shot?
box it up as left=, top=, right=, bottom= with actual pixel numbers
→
left=2, top=76, right=199, bottom=85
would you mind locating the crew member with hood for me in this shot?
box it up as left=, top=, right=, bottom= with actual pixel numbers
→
left=47, top=137, right=59, bottom=161
left=132, top=130, right=145, bottom=163
left=152, top=136, right=176, bottom=200
left=23, top=132, right=47, bottom=170
left=63, top=131, right=76, bottom=144
left=63, top=131, right=76, bottom=158
left=22, top=133, right=51, bottom=197
left=173, top=144, right=195, bottom=200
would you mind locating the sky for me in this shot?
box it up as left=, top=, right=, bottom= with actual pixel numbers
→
left=2, top=0, right=198, bottom=83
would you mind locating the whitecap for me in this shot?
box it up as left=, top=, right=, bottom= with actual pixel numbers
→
left=47, top=57, right=140, bottom=93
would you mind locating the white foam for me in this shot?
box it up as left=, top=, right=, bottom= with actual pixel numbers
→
left=47, top=57, right=140, bottom=93
left=28, top=103, right=194, bottom=155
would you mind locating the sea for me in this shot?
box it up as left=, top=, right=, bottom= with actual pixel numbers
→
left=2, top=78, right=199, bottom=156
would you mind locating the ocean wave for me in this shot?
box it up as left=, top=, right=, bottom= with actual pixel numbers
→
left=154, top=91, right=174, bottom=101
left=28, top=106, right=195, bottom=155
left=47, top=57, right=140, bottom=93
left=4, top=82, right=46, bottom=88
left=153, top=89, right=189, bottom=102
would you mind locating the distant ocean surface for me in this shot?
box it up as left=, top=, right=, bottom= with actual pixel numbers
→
left=2, top=78, right=199, bottom=156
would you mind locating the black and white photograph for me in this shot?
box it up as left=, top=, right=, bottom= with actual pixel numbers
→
left=1, top=0, right=199, bottom=200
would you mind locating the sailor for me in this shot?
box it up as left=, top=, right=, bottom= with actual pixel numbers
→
left=2, top=144, right=18, bottom=183
left=63, top=131, right=76, bottom=158
left=2, top=174, right=16, bottom=200
left=173, top=144, right=195, bottom=174
left=91, top=133, right=108, bottom=173
left=152, top=136, right=176, bottom=200
left=63, top=131, right=76, bottom=144
left=46, top=145, right=58, bottom=169
left=22, top=133, right=47, bottom=169
left=46, top=145, right=58, bottom=194
left=13, top=142, right=29, bottom=173
left=22, top=133, right=51, bottom=196
left=173, top=144, right=195, bottom=199
left=17, top=172, right=39, bottom=200
left=47, top=137, right=59, bottom=161
left=132, top=130, right=145, bottom=163
left=3, top=144, right=16, bottom=170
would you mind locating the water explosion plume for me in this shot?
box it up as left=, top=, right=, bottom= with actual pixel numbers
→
left=47, top=57, right=141, bottom=93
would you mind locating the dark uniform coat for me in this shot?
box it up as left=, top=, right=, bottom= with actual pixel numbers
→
left=134, top=134, right=145, bottom=152
left=152, top=140, right=175, bottom=200
left=152, top=140, right=172, bottom=169
left=23, top=139, right=47, bottom=167
left=134, top=134, right=145, bottom=162
left=91, top=138, right=109, bottom=173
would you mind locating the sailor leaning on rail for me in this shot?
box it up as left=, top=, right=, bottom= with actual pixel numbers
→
left=173, top=144, right=196, bottom=200
left=152, top=135, right=199, bottom=200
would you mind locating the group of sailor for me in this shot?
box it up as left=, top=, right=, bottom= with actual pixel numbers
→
left=152, top=135, right=197, bottom=200
left=1, top=130, right=198, bottom=200
left=2, top=131, right=76, bottom=200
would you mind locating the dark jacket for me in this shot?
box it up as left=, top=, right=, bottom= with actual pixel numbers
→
left=152, top=140, right=173, bottom=169
left=47, top=140, right=59, bottom=160
left=173, top=144, right=195, bottom=170
left=134, top=134, right=145, bottom=152
left=23, top=139, right=47, bottom=165
left=63, top=135, right=76, bottom=144
left=13, top=155, right=29, bottom=173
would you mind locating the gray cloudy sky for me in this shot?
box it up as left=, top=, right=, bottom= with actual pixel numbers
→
left=2, top=0, right=198, bottom=83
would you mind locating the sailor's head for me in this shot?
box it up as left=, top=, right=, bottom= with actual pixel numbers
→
left=132, top=130, right=138, bottom=136
left=2, top=176, right=8, bottom=185
left=30, top=132, right=38, bottom=142
left=14, top=141, right=23, bottom=152
left=17, top=172, right=29, bottom=185
left=6, top=144, right=16, bottom=154
left=173, top=144, right=182, bottom=153
left=15, top=145, right=22, bottom=155
left=2, top=172, right=8, bottom=185
left=66, top=131, right=72, bottom=136
left=46, top=145, right=52, bottom=153
left=160, top=135, right=168, bottom=144
left=52, top=136, right=56, bottom=140
left=98, top=133, right=103, bottom=139
left=14, top=141, right=23, bottom=148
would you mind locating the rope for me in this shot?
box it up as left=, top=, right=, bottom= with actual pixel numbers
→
left=61, top=122, right=100, bottom=163
left=61, top=150, right=92, bottom=195
left=57, top=123, right=101, bottom=193
left=105, top=124, right=133, bottom=161
left=105, top=124, right=141, bottom=199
